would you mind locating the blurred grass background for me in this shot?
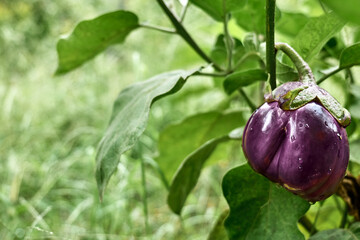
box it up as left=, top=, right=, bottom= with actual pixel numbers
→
left=0, top=0, right=236, bottom=239
left=0, top=0, right=358, bottom=239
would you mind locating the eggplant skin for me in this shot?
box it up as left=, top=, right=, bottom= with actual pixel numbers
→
left=242, top=101, right=349, bottom=202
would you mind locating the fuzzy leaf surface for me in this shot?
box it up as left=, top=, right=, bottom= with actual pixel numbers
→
left=96, top=69, right=198, bottom=199
left=56, top=11, right=139, bottom=74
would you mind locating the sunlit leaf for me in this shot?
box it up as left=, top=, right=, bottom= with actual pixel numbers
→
left=189, top=0, right=247, bottom=21
left=223, top=69, right=268, bottom=94
left=222, top=164, right=310, bottom=240
left=350, top=140, right=360, bottom=164
left=309, top=222, right=360, bottom=239
left=156, top=111, right=245, bottom=182
left=56, top=11, right=139, bottom=75
left=276, top=12, right=309, bottom=37
left=339, top=43, right=360, bottom=69
left=232, top=0, right=281, bottom=34
left=96, top=69, right=198, bottom=199
left=321, top=0, right=360, bottom=26
left=292, top=12, right=345, bottom=61
left=168, top=128, right=242, bottom=214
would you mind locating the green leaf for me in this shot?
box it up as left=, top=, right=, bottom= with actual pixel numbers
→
left=207, top=209, right=230, bottom=240
left=309, top=222, right=360, bottom=240
left=222, top=164, right=310, bottom=240
left=350, top=140, right=360, bottom=164
left=210, top=34, right=259, bottom=71
left=276, top=12, right=309, bottom=37
left=156, top=111, right=245, bottom=182
left=56, top=11, right=139, bottom=75
left=167, top=128, right=242, bottom=215
left=321, top=0, right=360, bottom=26
left=189, top=0, right=247, bottom=22
left=292, top=12, right=345, bottom=61
left=96, top=69, right=198, bottom=199
left=276, top=61, right=299, bottom=83
left=168, top=136, right=230, bottom=214
left=223, top=69, right=268, bottom=94
left=232, top=0, right=281, bottom=34
left=339, top=43, right=360, bottom=69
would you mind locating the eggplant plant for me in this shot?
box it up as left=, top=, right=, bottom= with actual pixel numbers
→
left=56, top=0, right=360, bottom=239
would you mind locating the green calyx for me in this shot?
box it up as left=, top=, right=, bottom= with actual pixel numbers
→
left=265, top=43, right=351, bottom=127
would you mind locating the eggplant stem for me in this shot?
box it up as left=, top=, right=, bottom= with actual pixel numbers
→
left=275, top=42, right=315, bottom=84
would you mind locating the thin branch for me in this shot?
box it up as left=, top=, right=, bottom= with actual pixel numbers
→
left=238, top=88, right=257, bottom=111
left=140, top=158, right=149, bottom=234
left=156, top=0, right=223, bottom=71
left=140, top=23, right=176, bottom=34
left=180, top=1, right=189, bottom=22
left=194, top=71, right=229, bottom=77
left=222, top=0, right=234, bottom=72
left=317, top=67, right=344, bottom=84
left=266, top=0, right=277, bottom=90
left=299, top=215, right=318, bottom=234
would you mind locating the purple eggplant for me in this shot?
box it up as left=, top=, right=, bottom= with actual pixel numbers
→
left=242, top=43, right=351, bottom=202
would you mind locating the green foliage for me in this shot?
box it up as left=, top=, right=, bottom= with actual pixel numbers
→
left=321, top=0, right=360, bottom=26
left=96, top=69, right=198, bottom=199
left=168, top=128, right=242, bottom=215
left=223, top=164, right=310, bottom=240
left=223, top=69, right=268, bottom=94
left=189, top=0, right=247, bottom=22
left=309, top=222, right=360, bottom=239
left=292, top=12, right=345, bottom=61
left=156, top=111, right=245, bottom=182
left=4, top=0, right=360, bottom=238
left=56, top=11, right=139, bottom=75
left=168, top=135, right=230, bottom=215
left=340, top=43, right=360, bottom=69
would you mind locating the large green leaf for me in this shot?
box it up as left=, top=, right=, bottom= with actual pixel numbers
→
left=168, top=136, right=230, bottom=214
left=96, top=69, right=198, bottom=199
left=339, top=43, right=360, bottom=69
left=56, top=11, right=139, bottom=75
left=223, top=69, right=268, bottom=94
left=232, top=0, right=281, bottom=34
left=276, top=12, right=309, bottom=37
left=189, top=0, right=247, bottom=22
left=222, top=164, right=310, bottom=240
left=321, top=0, right=360, bottom=26
left=167, top=128, right=242, bottom=215
left=156, top=111, right=245, bottom=182
left=309, top=222, right=360, bottom=240
left=292, top=12, right=345, bottom=61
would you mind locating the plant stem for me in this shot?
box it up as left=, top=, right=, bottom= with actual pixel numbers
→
left=311, top=206, right=321, bottom=235
left=194, top=71, right=229, bottom=77
left=340, top=204, right=348, bottom=228
left=275, top=42, right=315, bottom=83
left=346, top=68, right=355, bottom=84
left=317, top=67, right=344, bottom=84
left=223, top=10, right=233, bottom=71
left=266, top=0, right=277, bottom=90
left=140, top=23, right=176, bottom=34
left=140, top=158, right=149, bottom=235
left=299, top=216, right=318, bottom=234
left=238, top=88, right=257, bottom=111
left=156, top=0, right=223, bottom=71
